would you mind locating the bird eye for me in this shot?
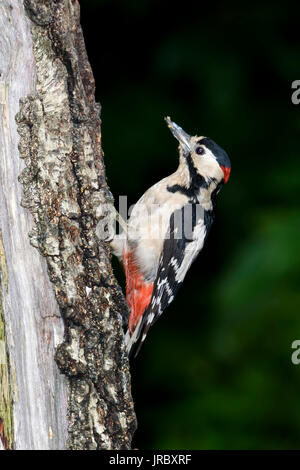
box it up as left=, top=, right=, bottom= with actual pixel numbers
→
left=196, top=146, right=205, bottom=155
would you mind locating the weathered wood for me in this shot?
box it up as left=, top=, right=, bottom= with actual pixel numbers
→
left=0, top=0, right=136, bottom=450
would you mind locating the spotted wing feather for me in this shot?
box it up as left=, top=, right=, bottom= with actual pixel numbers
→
left=127, top=204, right=210, bottom=357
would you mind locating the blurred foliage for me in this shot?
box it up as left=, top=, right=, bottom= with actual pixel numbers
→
left=80, top=0, right=300, bottom=449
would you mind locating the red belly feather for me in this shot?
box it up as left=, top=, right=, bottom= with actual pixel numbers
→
left=123, top=249, right=153, bottom=334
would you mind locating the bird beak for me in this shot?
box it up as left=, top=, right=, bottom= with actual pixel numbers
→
left=165, top=116, right=191, bottom=153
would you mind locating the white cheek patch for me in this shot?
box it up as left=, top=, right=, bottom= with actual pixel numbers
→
left=192, top=149, right=224, bottom=183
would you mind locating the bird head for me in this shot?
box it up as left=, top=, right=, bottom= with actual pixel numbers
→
left=165, top=116, right=231, bottom=185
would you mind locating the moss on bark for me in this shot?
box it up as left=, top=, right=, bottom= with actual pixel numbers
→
left=0, top=231, right=13, bottom=450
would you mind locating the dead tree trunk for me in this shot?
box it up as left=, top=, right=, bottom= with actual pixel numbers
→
left=0, top=0, right=136, bottom=450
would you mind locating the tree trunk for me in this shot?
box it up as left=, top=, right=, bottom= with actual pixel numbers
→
left=0, top=0, right=136, bottom=450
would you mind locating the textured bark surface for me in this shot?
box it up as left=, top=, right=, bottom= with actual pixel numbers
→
left=0, top=0, right=136, bottom=450
left=0, top=0, right=68, bottom=450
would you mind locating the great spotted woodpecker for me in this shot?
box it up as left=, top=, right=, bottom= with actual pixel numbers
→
left=111, top=117, right=231, bottom=356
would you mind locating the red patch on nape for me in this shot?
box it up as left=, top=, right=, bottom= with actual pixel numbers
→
left=220, top=165, right=231, bottom=184
left=123, top=249, right=153, bottom=334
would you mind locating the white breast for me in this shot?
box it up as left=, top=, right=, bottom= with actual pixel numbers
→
left=127, top=178, right=188, bottom=281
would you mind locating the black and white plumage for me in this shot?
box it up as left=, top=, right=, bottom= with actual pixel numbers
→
left=111, top=117, right=231, bottom=357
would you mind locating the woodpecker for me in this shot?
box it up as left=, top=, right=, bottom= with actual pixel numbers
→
left=111, top=117, right=231, bottom=357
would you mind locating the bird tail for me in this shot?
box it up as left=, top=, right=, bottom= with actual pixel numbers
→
left=125, top=312, right=150, bottom=358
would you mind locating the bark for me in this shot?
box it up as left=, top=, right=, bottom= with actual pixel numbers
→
left=0, top=0, right=136, bottom=450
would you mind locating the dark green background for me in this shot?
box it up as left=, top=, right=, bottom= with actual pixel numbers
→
left=81, top=0, right=300, bottom=449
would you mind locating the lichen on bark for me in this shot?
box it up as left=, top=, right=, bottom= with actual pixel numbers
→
left=16, top=0, right=136, bottom=449
left=0, top=231, right=14, bottom=450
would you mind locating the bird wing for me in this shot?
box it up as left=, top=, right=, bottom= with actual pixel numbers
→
left=126, top=203, right=209, bottom=357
